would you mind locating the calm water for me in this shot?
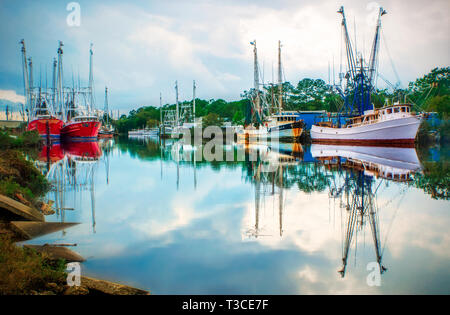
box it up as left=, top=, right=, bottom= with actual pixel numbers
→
left=28, top=137, right=449, bottom=294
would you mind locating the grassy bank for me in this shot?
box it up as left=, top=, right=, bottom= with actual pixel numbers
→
left=0, top=149, right=49, bottom=207
left=0, top=236, right=67, bottom=295
left=0, top=130, right=42, bottom=150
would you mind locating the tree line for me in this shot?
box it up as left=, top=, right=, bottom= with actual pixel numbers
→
left=113, top=67, right=449, bottom=133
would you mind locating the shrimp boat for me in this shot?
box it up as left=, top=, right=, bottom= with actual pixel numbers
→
left=61, top=89, right=101, bottom=140
left=27, top=96, right=63, bottom=141
left=311, top=6, right=421, bottom=147
left=311, top=103, right=422, bottom=146
left=61, top=44, right=101, bottom=140
left=238, top=111, right=303, bottom=140
left=98, top=125, right=114, bottom=138
left=239, top=41, right=303, bottom=141
left=61, top=115, right=101, bottom=140
left=20, top=40, right=63, bottom=140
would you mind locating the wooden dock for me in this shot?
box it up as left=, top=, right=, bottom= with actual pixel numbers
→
left=9, top=221, right=79, bottom=241
left=0, top=194, right=44, bottom=222
left=24, top=244, right=85, bottom=262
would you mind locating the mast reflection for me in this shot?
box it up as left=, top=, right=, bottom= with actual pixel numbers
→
left=312, top=144, right=422, bottom=278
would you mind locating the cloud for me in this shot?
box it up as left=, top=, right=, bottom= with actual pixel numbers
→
left=0, top=89, right=25, bottom=104
left=0, top=0, right=448, bottom=112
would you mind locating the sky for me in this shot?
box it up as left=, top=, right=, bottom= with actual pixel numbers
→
left=0, top=0, right=449, bottom=114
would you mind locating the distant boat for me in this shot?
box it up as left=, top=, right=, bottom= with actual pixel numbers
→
left=128, top=128, right=159, bottom=137
left=98, top=87, right=115, bottom=138
left=98, top=125, right=115, bottom=138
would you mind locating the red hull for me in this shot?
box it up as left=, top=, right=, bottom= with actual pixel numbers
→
left=38, top=144, right=64, bottom=163
left=63, top=141, right=102, bottom=159
left=27, top=117, right=63, bottom=139
left=61, top=121, right=101, bottom=140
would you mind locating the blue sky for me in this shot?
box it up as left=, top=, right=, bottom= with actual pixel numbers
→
left=0, top=0, right=449, bottom=114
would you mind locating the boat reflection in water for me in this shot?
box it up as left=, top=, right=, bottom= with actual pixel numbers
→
left=34, top=142, right=65, bottom=177
left=29, top=135, right=448, bottom=293
left=311, top=144, right=422, bottom=278
left=40, top=140, right=103, bottom=233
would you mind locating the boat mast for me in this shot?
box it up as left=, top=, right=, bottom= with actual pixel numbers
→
left=19, top=40, right=30, bottom=121
left=52, top=58, right=57, bottom=114
left=338, top=6, right=357, bottom=83
left=278, top=40, right=283, bottom=113
left=88, top=43, right=95, bottom=114
left=175, top=80, right=179, bottom=127
left=251, top=41, right=261, bottom=122
left=193, top=80, right=196, bottom=124
left=28, top=57, right=34, bottom=115
left=104, top=87, right=109, bottom=126
left=159, top=92, right=162, bottom=126
left=57, top=41, right=64, bottom=121
left=368, top=7, right=387, bottom=92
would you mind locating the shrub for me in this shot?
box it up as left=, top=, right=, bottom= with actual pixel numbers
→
left=0, top=236, right=66, bottom=295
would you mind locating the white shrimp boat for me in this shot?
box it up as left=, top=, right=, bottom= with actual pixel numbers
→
left=238, top=111, right=303, bottom=140
left=311, top=104, right=422, bottom=147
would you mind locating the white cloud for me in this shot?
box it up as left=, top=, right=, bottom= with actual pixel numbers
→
left=0, top=89, right=25, bottom=104
left=0, top=0, right=448, bottom=111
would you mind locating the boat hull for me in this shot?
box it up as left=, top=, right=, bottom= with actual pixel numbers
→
left=98, top=131, right=114, bottom=138
left=268, top=121, right=303, bottom=139
left=27, top=118, right=63, bottom=140
left=238, top=121, right=303, bottom=140
left=61, top=121, right=101, bottom=140
left=311, top=116, right=421, bottom=147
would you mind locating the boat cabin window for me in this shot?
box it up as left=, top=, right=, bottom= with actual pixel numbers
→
left=401, top=107, right=406, bottom=112
left=394, top=107, right=399, bottom=113
left=387, top=108, right=392, bottom=114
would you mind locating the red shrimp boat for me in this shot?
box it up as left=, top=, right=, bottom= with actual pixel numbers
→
left=27, top=116, right=63, bottom=140
left=61, top=115, right=101, bottom=140
left=26, top=99, right=63, bottom=140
